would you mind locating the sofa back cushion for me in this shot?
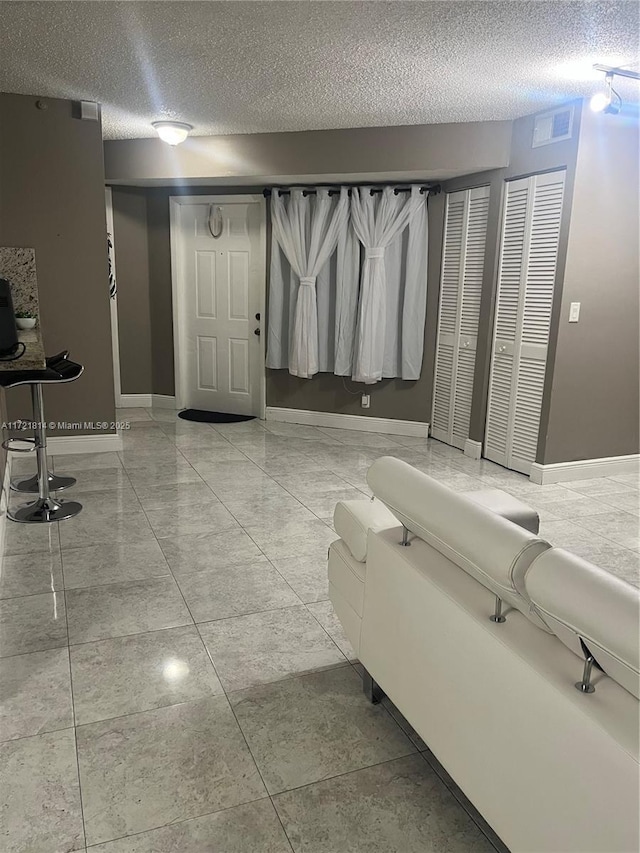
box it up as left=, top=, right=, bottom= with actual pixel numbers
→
left=525, top=548, right=640, bottom=699
left=367, top=456, right=551, bottom=630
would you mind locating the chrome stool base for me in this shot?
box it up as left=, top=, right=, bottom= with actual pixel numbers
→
left=8, top=497, right=83, bottom=524
left=10, top=472, right=77, bottom=493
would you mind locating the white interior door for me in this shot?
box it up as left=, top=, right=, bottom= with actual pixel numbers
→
left=177, top=200, right=264, bottom=415
left=484, top=171, right=565, bottom=474
left=432, top=186, right=490, bottom=449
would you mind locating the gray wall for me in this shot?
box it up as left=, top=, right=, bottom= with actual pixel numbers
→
left=105, top=121, right=512, bottom=186
left=112, top=188, right=152, bottom=394
left=0, top=92, right=115, bottom=435
left=541, top=108, right=640, bottom=463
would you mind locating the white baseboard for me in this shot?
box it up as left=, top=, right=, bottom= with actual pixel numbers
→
left=530, top=453, right=640, bottom=485
left=47, top=433, right=123, bottom=456
left=464, top=439, right=483, bottom=460
left=266, top=406, right=429, bottom=438
left=117, top=394, right=177, bottom=409
left=118, top=393, right=152, bottom=408
left=151, top=395, right=177, bottom=409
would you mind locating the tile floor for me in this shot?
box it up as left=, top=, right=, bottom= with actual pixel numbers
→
left=1, top=408, right=638, bottom=852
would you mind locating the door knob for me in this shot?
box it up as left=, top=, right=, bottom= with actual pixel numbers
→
left=498, top=345, right=506, bottom=353
left=254, top=328, right=260, bottom=336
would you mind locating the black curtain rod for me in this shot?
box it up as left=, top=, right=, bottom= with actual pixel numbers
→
left=263, top=185, right=440, bottom=198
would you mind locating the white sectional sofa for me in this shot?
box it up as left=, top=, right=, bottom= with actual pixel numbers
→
left=328, top=456, right=640, bottom=853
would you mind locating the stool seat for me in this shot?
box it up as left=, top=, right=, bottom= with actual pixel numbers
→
left=0, top=356, right=82, bottom=389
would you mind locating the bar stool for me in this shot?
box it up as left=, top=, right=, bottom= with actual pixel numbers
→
left=1, top=352, right=84, bottom=523
left=10, top=352, right=76, bottom=494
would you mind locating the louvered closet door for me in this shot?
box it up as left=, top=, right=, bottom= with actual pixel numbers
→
left=432, top=187, right=490, bottom=449
left=485, top=171, right=565, bottom=474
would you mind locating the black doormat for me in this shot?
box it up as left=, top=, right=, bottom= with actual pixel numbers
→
left=178, top=409, right=256, bottom=424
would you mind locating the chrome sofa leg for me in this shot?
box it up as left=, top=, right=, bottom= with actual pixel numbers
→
left=363, top=669, right=385, bottom=704
left=489, top=595, right=506, bottom=623
left=575, top=654, right=596, bottom=694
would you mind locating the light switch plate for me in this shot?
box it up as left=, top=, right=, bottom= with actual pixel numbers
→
left=569, top=302, right=581, bottom=323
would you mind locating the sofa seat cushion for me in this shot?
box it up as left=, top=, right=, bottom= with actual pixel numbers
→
left=525, top=548, right=640, bottom=699
left=328, top=539, right=367, bottom=616
left=463, top=489, right=540, bottom=534
left=333, top=498, right=399, bottom=563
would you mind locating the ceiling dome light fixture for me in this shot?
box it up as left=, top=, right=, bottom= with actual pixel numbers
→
left=152, top=120, right=193, bottom=145
left=590, top=64, right=640, bottom=114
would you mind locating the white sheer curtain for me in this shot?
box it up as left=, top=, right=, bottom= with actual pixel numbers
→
left=267, top=184, right=428, bottom=382
left=269, top=188, right=349, bottom=378
left=350, top=186, right=422, bottom=384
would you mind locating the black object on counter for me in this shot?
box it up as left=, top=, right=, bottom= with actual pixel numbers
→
left=0, top=278, right=19, bottom=357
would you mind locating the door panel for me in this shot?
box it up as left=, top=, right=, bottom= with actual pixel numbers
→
left=485, top=172, right=565, bottom=474
left=180, top=202, right=263, bottom=415
left=432, top=187, right=490, bottom=450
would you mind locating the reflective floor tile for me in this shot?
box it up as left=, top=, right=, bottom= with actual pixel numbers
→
left=77, top=696, right=266, bottom=845
left=59, top=508, right=156, bottom=550
left=230, top=665, right=415, bottom=793
left=271, top=554, right=330, bottom=603
left=306, top=600, right=357, bottom=661
left=125, top=463, right=202, bottom=489
left=0, top=647, right=73, bottom=741
left=244, top=519, right=337, bottom=561
left=222, top=495, right=316, bottom=528
left=199, top=605, right=346, bottom=693
left=88, top=799, right=291, bottom=853
left=273, top=754, right=496, bottom=853
left=180, top=445, right=248, bottom=465
left=2, top=520, right=61, bottom=556
left=296, top=488, right=367, bottom=519
left=70, top=625, right=223, bottom=724
left=0, top=549, right=63, bottom=599
left=61, top=539, right=171, bottom=589
left=599, top=490, right=640, bottom=517
left=158, top=528, right=264, bottom=575
left=59, top=487, right=143, bottom=516
left=131, top=481, right=220, bottom=511
left=0, top=729, right=84, bottom=853
left=575, top=511, right=640, bottom=550
left=144, top=502, right=240, bottom=539
left=51, top=467, right=131, bottom=493
left=176, top=560, right=301, bottom=622
left=0, top=591, right=67, bottom=657
left=51, top=452, right=123, bottom=471
left=66, top=577, right=192, bottom=644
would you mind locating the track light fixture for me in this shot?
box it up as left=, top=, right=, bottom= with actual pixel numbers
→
left=590, top=64, right=640, bottom=114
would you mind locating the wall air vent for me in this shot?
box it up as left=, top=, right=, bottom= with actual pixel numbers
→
left=532, top=106, right=574, bottom=148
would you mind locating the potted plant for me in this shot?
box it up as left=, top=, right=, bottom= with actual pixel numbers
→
left=15, top=310, right=37, bottom=330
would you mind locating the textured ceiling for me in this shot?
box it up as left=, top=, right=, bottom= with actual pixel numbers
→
left=1, top=1, right=638, bottom=140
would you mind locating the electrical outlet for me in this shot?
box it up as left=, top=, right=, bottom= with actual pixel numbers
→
left=361, top=394, right=370, bottom=409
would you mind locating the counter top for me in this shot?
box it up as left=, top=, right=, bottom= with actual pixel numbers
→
left=0, top=327, right=46, bottom=372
